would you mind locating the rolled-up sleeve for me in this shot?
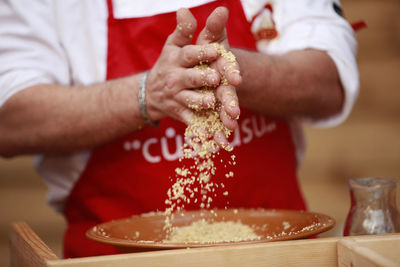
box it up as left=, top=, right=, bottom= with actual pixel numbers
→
left=257, top=0, right=359, bottom=127
left=0, top=0, right=70, bottom=107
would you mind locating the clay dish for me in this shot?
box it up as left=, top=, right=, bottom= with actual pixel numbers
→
left=86, top=208, right=335, bottom=252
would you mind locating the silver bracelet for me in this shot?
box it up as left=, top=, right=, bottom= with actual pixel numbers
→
left=138, top=71, right=159, bottom=128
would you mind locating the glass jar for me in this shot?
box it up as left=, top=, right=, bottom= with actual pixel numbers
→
left=344, top=177, right=400, bottom=236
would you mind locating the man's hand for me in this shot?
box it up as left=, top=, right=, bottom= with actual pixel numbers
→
left=196, top=7, right=241, bottom=144
left=145, top=9, right=221, bottom=124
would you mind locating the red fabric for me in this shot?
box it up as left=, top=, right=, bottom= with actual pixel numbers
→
left=63, top=0, right=306, bottom=258
left=351, top=20, right=367, bottom=31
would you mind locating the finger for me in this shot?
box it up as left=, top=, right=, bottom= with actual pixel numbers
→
left=187, top=125, right=209, bottom=142
left=219, top=105, right=239, bottom=131
left=180, top=108, right=195, bottom=124
left=179, top=44, right=218, bottom=67
left=168, top=103, right=195, bottom=124
left=176, top=89, right=216, bottom=110
left=179, top=67, right=220, bottom=89
left=166, top=8, right=197, bottom=47
left=215, top=85, right=240, bottom=123
left=197, top=7, right=229, bottom=45
left=214, top=130, right=231, bottom=150
left=211, top=54, right=242, bottom=87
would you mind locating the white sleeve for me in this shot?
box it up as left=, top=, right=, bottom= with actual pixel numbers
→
left=0, top=0, right=70, bottom=107
left=254, top=0, right=359, bottom=127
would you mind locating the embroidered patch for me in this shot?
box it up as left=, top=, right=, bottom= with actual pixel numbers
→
left=254, top=28, right=278, bottom=41
left=251, top=4, right=278, bottom=41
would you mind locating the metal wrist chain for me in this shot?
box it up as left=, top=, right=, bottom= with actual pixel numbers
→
left=138, top=71, right=159, bottom=128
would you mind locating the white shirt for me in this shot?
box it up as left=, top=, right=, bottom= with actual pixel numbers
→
left=0, top=0, right=359, bottom=211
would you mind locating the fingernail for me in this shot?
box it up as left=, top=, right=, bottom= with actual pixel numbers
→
left=228, top=100, right=237, bottom=108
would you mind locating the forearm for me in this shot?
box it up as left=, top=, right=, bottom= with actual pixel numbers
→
left=233, top=48, right=344, bottom=120
left=0, top=8, right=240, bottom=158
left=0, top=75, right=144, bottom=157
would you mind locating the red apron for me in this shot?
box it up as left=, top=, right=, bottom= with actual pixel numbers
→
left=63, top=0, right=306, bottom=258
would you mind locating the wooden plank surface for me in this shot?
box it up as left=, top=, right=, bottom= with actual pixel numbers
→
left=9, top=222, right=58, bottom=267
left=338, top=238, right=399, bottom=267
left=349, top=234, right=400, bottom=264
left=47, top=238, right=340, bottom=267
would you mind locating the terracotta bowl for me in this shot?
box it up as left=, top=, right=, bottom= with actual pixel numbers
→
left=86, top=208, right=335, bottom=252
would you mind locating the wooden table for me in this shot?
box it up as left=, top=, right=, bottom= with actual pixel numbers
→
left=9, top=222, right=400, bottom=267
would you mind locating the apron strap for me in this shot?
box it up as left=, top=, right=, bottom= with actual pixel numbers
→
left=106, top=0, right=115, bottom=20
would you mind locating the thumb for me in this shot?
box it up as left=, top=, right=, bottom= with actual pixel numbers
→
left=166, top=8, right=197, bottom=47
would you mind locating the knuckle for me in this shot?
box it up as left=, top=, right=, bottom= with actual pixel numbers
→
left=188, top=72, right=198, bottom=87
left=208, top=44, right=218, bottom=58
left=198, top=46, right=206, bottom=61
left=182, top=49, right=194, bottom=65
left=165, top=35, right=173, bottom=45
left=166, top=51, right=178, bottom=64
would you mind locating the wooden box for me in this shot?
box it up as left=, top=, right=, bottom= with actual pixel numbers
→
left=9, top=222, right=400, bottom=267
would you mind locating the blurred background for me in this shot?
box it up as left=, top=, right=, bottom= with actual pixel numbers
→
left=1, top=0, right=399, bottom=266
